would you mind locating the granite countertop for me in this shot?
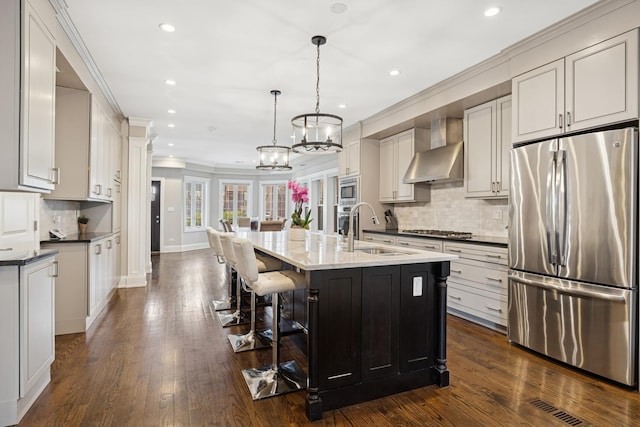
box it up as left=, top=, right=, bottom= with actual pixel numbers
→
left=363, top=229, right=509, bottom=248
left=41, top=232, right=114, bottom=244
left=236, top=230, right=457, bottom=271
left=0, top=249, right=58, bottom=266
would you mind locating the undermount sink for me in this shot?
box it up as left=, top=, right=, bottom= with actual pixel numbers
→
left=355, top=247, right=408, bottom=256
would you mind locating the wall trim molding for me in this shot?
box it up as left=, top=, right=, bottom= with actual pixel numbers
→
left=119, top=274, right=147, bottom=288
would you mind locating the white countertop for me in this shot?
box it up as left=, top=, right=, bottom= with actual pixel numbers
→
left=236, top=230, right=457, bottom=271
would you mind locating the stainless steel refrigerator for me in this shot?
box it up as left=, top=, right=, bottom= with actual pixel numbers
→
left=508, top=127, right=637, bottom=386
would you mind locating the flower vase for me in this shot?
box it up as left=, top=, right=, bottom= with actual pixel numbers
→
left=289, top=227, right=306, bottom=241
left=78, top=223, right=88, bottom=234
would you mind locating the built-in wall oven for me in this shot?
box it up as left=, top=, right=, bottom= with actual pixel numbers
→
left=337, top=177, right=359, bottom=238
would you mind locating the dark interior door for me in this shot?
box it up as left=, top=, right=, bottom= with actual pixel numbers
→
left=151, top=180, right=161, bottom=251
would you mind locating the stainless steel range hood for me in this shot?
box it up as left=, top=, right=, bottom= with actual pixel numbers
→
left=403, top=118, right=463, bottom=184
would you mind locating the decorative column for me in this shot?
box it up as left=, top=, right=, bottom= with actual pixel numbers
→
left=121, top=117, right=152, bottom=288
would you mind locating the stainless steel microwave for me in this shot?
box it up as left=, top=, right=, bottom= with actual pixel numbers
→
left=338, top=177, right=358, bottom=204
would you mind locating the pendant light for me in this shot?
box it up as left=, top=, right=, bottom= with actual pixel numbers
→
left=256, top=90, right=292, bottom=170
left=291, top=35, right=343, bottom=154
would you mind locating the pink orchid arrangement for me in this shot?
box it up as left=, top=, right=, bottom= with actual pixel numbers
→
left=288, top=180, right=312, bottom=229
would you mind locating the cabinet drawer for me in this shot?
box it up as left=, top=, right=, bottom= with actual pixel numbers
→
left=444, top=241, right=507, bottom=266
left=447, top=282, right=507, bottom=325
left=362, top=233, right=396, bottom=245
left=449, top=258, right=507, bottom=297
left=396, top=237, right=442, bottom=252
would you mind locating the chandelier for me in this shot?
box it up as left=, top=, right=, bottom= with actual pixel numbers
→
left=291, top=35, right=343, bottom=154
left=256, top=90, right=292, bottom=170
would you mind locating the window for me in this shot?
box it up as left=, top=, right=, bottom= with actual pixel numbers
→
left=184, top=176, right=209, bottom=231
left=260, top=182, right=287, bottom=220
left=220, top=181, right=252, bottom=225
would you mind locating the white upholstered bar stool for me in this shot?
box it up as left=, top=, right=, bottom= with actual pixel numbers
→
left=217, top=232, right=250, bottom=327
left=232, top=237, right=306, bottom=399
left=207, top=227, right=234, bottom=311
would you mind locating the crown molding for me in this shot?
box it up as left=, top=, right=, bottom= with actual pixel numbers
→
left=48, top=0, right=123, bottom=118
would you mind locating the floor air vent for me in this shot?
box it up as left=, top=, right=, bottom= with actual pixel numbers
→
left=529, top=399, right=586, bottom=426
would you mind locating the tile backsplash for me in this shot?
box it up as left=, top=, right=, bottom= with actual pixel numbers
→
left=40, top=199, right=81, bottom=239
left=393, top=182, right=508, bottom=237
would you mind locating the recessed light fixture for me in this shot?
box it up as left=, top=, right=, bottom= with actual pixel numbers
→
left=168, top=123, right=175, bottom=128
left=159, top=23, right=175, bottom=32
left=484, top=7, right=501, bottom=17
left=389, top=69, right=401, bottom=76
left=168, top=109, right=176, bottom=114
left=165, top=79, right=176, bottom=86
left=330, top=3, right=347, bottom=14
left=169, top=154, right=174, bottom=158
left=338, top=104, right=347, bottom=109
left=168, top=143, right=174, bottom=146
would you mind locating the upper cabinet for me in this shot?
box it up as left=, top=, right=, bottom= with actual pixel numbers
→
left=464, top=95, right=511, bottom=198
left=512, top=29, right=638, bottom=143
left=46, top=87, right=121, bottom=202
left=338, top=140, right=360, bottom=177
left=379, top=128, right=429, bottom=203
left=0, top=0, right=57, bottom=192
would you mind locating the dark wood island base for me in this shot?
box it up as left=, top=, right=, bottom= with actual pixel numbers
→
left=304, top=261, right=450, bottom=421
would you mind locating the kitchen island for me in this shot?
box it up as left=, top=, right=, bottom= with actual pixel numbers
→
left=236, top=231, right=457, bottom=421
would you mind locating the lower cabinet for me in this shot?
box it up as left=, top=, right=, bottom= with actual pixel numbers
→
left=42, top=236, right=119, bottom=335
left=443, top=241, right=508, bottom=331
left=0, top=255, right=56, bottom=426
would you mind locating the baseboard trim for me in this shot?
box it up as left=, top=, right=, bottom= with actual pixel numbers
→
left=119, top=274, right=147, bottom=288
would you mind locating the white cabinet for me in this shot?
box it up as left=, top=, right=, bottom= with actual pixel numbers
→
left=47, top=88, right=121, bottom=203
left=338, top=140, right=360, bottom=177
left=0, top=192, right=39, bottom=258
left=464, top=95, right=511, bottom=198
left=443, top=241, right=508, bottom=331
left=396, top=236, right=443, bottom=252
left=513, top=29, right=638, bottom=143
left=361, top=232, right=396, bottom=245
left=89, top=236, right=117, bottom=325
left=0, top=0, right=57, bottom=192
left=0, top=254, right=56, bottom=426
left=379, top=128, right=429, bottom=203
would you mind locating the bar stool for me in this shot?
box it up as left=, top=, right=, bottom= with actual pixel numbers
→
left=207, top=227, right=234, bottom=311
left=232, top=237, right=306, bottom=400
left=217, top=232, right=250, bottom=327
left=227, top=245, right=283, bottom=353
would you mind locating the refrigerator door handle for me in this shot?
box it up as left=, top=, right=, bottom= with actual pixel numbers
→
left=545, top=153, right=557, bottom=265
left=507, top=274, right=627, bottom=303
left=557, top=150, right=568, bottom=266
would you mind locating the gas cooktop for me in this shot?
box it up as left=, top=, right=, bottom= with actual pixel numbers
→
left=401, top=229, right=474, bottom=239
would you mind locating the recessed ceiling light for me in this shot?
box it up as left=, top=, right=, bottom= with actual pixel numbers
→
left=159, top=23, right=175, bottom=32
left=165, top=79, right=176, bottom=86
left=330, top=3, right=347, bottom=14
left=338, top=104, right=347, bottom=109
left=484, top=7, right=501, bottom=17
left=389, top=69, right=401, bottom=76
left=168, top=109, right=176, bottom=114
left=168, top=123, right=175, bottom=128
left=168, top=143, right=174, bottom=146
left=169, top=154, right=174, bottom=158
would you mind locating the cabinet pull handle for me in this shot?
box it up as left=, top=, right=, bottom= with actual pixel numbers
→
left=106, top=240, right=113, bottom=249
left=486, top=254, right=502, bottom=259
left=497, top=181, right=501, bottom=192
left=95, top=244, right=102, bottom=255
left=94, top=184, right=102, bottom=195
left=423, top=245, right=437, bottom=249
left=566, top=112, right=571, bottom=127
left=485, top=306, right=502, bottom=313
left=0, top=247, right=13, bottom=251
left=116, top=236, right=120, bottom=244
left=364, top=237, right=373, bottom=241
left=399, top=242, right=410, bottom=246
left=449, top=249, right=462, bottom=253
left=558, top=113, right=563, bottom=129
left=451, top=269, right=462, bottom=274
left=52, top=261, right=59, bottom=277
left=450, top=295, right=462, bottom=301
left=486, top=276, right=502, bottom=283
left=51, top=168, right=60, bottom=184
left=107, top=188, right=112, bottom=197
left=383, top=240, right=393, bottom=244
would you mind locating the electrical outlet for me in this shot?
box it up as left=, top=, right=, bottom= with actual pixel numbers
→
left=493, top=209, right=503, bottom=220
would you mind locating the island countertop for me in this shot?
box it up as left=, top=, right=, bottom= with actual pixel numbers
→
left=235, top=230, right=457, bottom=271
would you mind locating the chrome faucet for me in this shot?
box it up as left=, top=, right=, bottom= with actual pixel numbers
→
left=347, top=202, right=380, bottom=252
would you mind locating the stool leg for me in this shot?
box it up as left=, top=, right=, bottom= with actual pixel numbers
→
left=217, top=270, right=249, bottom=327
left=241, top=292, right=306, bottom=400
left=210, top=264, right=236, bottom=311
left=227, top=287, right=271, bottom=352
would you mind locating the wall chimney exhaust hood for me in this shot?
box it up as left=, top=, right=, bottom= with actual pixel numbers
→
left=403, top=118, right=463, bottom=184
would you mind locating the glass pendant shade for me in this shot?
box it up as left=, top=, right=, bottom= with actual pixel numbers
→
left=257, top=89, right=292, bottom=170
left=291, top=35, right=343, bottom=154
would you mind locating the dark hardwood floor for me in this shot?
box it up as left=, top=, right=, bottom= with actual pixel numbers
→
left=19, top=249, right=640, bottom=426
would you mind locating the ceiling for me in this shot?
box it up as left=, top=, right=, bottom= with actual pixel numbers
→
left=63, top=0, right=600, bottom=170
